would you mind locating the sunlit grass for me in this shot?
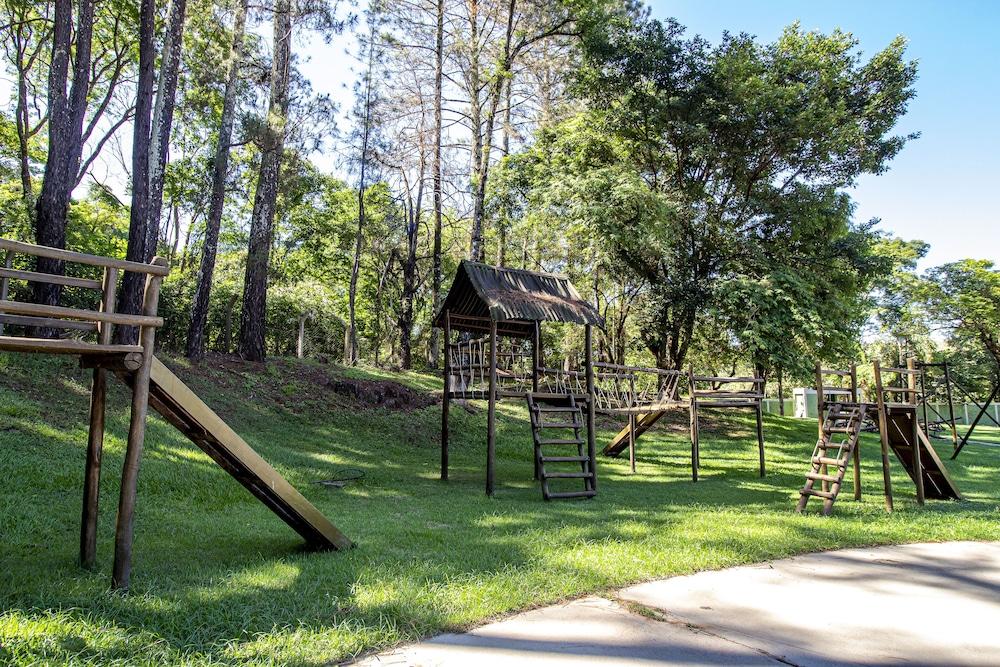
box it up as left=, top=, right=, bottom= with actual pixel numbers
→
left=1, top=353, right=998, bottom=666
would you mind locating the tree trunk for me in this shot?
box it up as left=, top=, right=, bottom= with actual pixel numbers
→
left=187, top=0, right=249, bottom=358
left=238, top=0, right=292, bottom=362
left=117, top=0, right=187, bottom=344
left=466, top=0, right=484, bottom=261
left=400, top=153, right=425, bottom=370
left=33, top=0, right=95, bottom=318
left=777, top=367, right=785, bottom=416
left=428, top=0, right=444, bottom=369
left=345, top=14, right=379, bottom=366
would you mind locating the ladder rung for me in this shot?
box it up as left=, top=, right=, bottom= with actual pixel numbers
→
left=812, top=456, right=847, bottom=466
left=800, top=488, right=836, bottom=499
left=538, top=438, right=584, bottom=445
left=543, top=471, right=593, bottom=479
left=534, top=406, right=579, bottom=413
left=805, top=472, right=842, bottom=483
left=546, top=490, right=596, bottom=499
left=542, top=455, right=589, bottom=463
left=824, top=426, right=856, bottom=434
left=537, top=421, right=582, bottom=429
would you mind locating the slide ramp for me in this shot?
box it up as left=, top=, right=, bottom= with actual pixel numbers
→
left=885, top=409, right=961, bottom=501
left=137, top=357, right=352, bottom=550
left=604, top=411, right=666, bottom=456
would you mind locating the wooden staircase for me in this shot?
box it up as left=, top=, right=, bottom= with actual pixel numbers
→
left=526, top=393, right=596, bottom=500
left=797, top=403, right=867, bottom=515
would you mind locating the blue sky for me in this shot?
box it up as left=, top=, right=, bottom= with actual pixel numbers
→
left=651, top=0, right=999, bottom=268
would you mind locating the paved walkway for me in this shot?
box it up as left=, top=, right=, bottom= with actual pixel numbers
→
left=354, top=541, right=1000, bottom=666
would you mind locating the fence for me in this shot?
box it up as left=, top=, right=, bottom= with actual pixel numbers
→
left=768, top=388, right=999, bottom=426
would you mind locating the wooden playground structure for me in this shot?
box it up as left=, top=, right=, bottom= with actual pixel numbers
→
left=0, top=239, right=351, bottom=589
left=916, top=360, right=1000, bottom=459
left=599, top=369, right=765, bottom=481
left=436, top=261, right=768, bottom=498
left=797, top=359, right=961, bottom=515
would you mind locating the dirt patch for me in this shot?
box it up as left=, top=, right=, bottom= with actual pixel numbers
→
left=325, top=377, right=435, bottom=412
left=163, top=353, right=436, bottom=415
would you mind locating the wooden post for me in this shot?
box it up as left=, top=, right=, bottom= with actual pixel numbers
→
left=815, top=363, right=828, bottom=493
left=688, top=367, right=699, bottom=482
left=111, top=259, right=166, bottom=590
left=755, top=400, right=765, bottom=477
left=441, top=311, right=451, bottom=481
left=942, top=361, right=958, bottom=450
left=80, top=267, right=118, bottom=569
left=585, top=325, right=596, bottom=492
left=873, top=360, right=894, bottom=512
left=0, top=249, right=11, bottom=335
left=486, top=319, right=497, bottom=496
left=628, top=413, right=636, bottom=473
left=296, top=315, right=306, bottom=358
left=851, top=363, right=861, bottom=500
left=908, top=357, right=925, bottom=505
left=532, top=321, right=540, bottom=480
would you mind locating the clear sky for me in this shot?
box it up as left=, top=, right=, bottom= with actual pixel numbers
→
left=650, top=0, right=1000, bottom=269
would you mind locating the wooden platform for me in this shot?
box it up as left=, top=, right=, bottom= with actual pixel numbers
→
left=128, top=357, right=353, bottom=550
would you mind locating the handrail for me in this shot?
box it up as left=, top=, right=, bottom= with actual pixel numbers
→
left=0, top=238, right=170, bottom=276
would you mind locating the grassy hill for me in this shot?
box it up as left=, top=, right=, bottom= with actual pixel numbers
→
left=1, top=352, right=998, bottom=665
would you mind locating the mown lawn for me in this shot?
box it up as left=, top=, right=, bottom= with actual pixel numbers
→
left=1, top=353, right=998, bottom=666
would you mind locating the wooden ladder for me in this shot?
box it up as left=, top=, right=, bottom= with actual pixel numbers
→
left=797, top=403, right=866, bottom=515
left=526, top=393, right=597, bottom=500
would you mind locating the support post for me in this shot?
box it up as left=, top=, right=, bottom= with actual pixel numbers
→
left=532, top=321, right=540, bottom=480
left=81, top=267, right=118, bottom=569
left=0, top=249, right=11, bottom=335
left=755, top=401, right=765, bottom=477
left=296, top=316, right=306, bottom=358
left=942, top=361, right=958, bottom=450
left=441, top=311, right=451, bottom=481
left=908, top=358, right=925, bottom=505
left=952, top=383, right=1000, bottom=459
left=111, top=259, right=166, bottom=590
left=688, top=367, right=699, bottom=482
left=628, top=413, right=636, bottom=474
left=486, top=319, right=497, bottom=496
left=851, top=363, right=861, bottom=500
left=585, top=325, right=596, bottom=491
left=815, top=363, right=828, bottom=493
left=873, top=361, right=894, bottom=512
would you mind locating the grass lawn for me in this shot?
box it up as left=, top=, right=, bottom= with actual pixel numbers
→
left=2, top=353, right=999, bottom=666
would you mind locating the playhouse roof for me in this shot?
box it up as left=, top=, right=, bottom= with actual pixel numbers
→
left=433, top=261, right=604, bottom=337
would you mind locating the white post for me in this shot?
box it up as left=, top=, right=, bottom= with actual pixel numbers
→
left=297, top=316, right=306, bottom=358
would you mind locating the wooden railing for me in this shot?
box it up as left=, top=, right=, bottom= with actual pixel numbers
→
left=0, top=238, right=168, bottom=356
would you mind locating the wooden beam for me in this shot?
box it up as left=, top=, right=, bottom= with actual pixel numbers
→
left=80, top=267, right=118, bottom=569
left=0, top=238, right=170, bottom=276
left=441, top=311, right=451, bottom=481
left=112, top=258, right=167, bottom=590
left=486, top=319, right=498, bottom=496
left=0, top=299, right=163, bottom=327
left=0, top=336, right=142, bottom=355
left=0, top=313, right=98, bottom=332
left=873, top=361, right=894, bottom=512
left=0, top=266, right=102, bottom=290
left=585, top=325, right=596, bottom=492
left=908, top=358, right=925, bottom=505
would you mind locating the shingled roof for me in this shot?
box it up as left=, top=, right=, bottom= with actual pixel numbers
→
left=434, top=261, right=604, bottom=337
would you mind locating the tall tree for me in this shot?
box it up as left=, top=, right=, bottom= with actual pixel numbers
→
left=32, top=0, right=94, bottom=311
left=429, top=0, right=445, bottom=367
left=238, top=0, right=292, bottom=361
left=117, top=0, right=188, bottom=343
left=187, top=0, right=250, bottom=358
left=344, top=3, right=385, bottom=365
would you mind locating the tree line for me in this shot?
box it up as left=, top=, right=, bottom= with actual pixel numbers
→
left=0, top=0, right=996, bottom=396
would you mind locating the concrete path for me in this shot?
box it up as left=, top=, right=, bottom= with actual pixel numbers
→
left=354, top=541, right=1000, bottom=666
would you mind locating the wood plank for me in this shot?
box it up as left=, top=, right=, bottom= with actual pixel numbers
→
left=145, top=357, right=353, bottom=549
left=0, top=313, right=98, bottom=332
left=0, top=299, right=162, bottom=327
left=0, top=238, right=170, bottom=276
left=0, top=266, right=102, bottom=290
left=0, top=336, right=142, bottom=355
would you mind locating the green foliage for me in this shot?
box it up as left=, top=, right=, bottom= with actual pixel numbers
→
left=923, top=260, right=1000, bottom=372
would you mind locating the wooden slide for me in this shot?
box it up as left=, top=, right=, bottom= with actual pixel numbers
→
left=134, top=357, right=353, bottom=550
left=885, top=409, right=962, bottom=501
left=603, top=411, right=667, bottom=456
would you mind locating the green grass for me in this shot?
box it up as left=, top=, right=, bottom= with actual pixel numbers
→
left=1, top=353, right=998, bottom=666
